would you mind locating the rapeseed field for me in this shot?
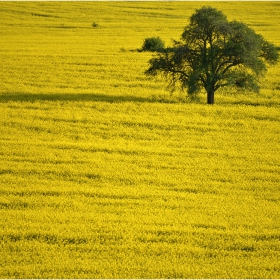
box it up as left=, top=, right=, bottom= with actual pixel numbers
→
left=0, top=2, right=280, bottom=278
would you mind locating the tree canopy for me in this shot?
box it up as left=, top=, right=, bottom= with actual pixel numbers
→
left=145, top=6, right=279, bottom=104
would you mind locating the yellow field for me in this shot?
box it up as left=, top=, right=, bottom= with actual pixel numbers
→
left=0, top=2, right=280, bottom=278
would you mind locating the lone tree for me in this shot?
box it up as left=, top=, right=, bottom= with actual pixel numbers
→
left=145, top=6, right=279, bottom=104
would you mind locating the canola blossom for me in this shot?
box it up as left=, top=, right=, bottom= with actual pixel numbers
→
left=0, top=2, right=280, bottom=278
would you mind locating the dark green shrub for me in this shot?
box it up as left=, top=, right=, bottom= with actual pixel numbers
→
left=141, top=37, right=165, bottom=52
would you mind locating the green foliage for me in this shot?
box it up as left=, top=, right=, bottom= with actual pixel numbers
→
left=141, top=36, right=165, bottom=52
left=145, top=6, right=279, bottom=104
left=92, top=22, right=99, bottom=28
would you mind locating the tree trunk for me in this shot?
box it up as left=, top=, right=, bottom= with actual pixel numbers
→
left=207, top=89, right=215, bottom=105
